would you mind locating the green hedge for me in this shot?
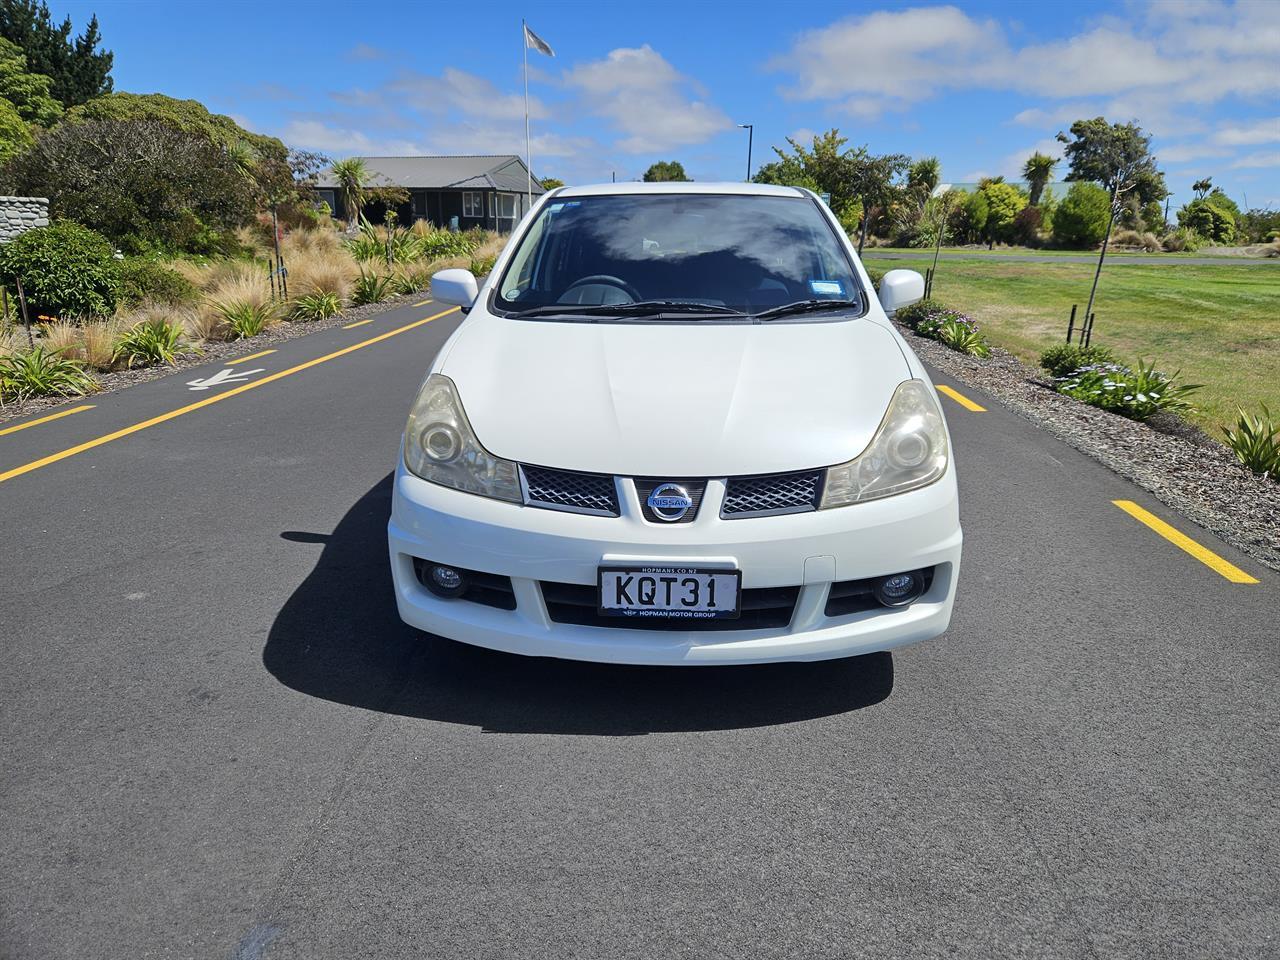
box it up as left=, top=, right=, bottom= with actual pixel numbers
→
left=0, top=220, right=119, bottom=319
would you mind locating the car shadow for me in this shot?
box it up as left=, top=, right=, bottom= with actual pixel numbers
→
left=264, top=474, right=894, bottom=735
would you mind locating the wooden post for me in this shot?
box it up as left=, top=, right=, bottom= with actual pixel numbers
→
left=1066, top=304, right=1077, bottom=343
left=14, top=276, right=34, bottom=349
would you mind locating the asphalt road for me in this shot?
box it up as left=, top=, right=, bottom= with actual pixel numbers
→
left=862, top=249, right=1277, bottom=266
left=2, top=299, right=1276, bottom=960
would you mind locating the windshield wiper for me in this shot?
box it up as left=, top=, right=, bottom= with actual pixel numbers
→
left=513, top=300, right=747, bottom=320
left=753, top=298, right=861, bottom=321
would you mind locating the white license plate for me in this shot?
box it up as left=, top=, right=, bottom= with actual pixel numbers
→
left=598, top=566, right=741, bottom=620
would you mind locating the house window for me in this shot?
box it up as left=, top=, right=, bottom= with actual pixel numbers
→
left=316, top=189, right=336, bottom=214
left=463, top=192, right=484, bottom=218
left=495, top=193, right=517, bottom=219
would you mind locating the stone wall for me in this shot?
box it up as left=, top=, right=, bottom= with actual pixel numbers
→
left=0, top=196, right=49, bottom=243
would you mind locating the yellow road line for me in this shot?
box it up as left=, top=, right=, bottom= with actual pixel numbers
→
left=936, top=384, right=986, bottom=412
left=413, top=299, right=432, bottom=307
left=0, top=404, right=95, bottom=438
left=343, top=319, right=374, bottom=329
left=227, top=349, right=276, bottom=365
left=0, top=307, right=459, bottom=485
left=1112, top=500, right=1259, bottom=584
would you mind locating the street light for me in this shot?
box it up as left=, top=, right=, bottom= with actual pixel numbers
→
left=738, top=123, right=753, bottom=182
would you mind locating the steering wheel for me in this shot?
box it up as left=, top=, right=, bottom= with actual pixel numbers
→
left=558, top=274, right=642, bottom=305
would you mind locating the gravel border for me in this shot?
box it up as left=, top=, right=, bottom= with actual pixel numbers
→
left=899, top=323, right=1280, bottom=573
left=0, top=290, right=432, bottom=426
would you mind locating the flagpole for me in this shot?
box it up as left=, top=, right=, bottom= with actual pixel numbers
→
left=523, top=19, right=532, bottom=210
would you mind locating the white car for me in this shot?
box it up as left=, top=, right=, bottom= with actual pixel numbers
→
left=388, top=182, right=961, bottom=665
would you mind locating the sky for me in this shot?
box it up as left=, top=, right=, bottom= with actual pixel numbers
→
left=59, top=0, right=1280, bottom=211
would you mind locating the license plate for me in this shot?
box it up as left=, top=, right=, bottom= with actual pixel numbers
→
left=598, top=566, right=741, bottom=620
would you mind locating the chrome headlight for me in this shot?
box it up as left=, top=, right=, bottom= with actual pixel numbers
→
left=402, top=374, right=521, bottom=502
left=821, top=379, right=949, bottom=507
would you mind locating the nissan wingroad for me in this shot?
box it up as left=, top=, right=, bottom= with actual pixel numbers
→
left=387, top=182, right=962, bottom=665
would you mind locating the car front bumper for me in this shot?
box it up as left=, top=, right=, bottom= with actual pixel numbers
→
left=387, top=462, right=962, bottom=665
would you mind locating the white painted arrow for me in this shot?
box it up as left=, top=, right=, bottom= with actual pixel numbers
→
left=186, top=368, right=265, bottom=391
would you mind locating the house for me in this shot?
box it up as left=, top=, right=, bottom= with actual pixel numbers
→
left=314, top=155, right=547, bottom=233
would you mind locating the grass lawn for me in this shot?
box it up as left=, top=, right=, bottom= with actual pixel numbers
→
left=914, top=258, right=1280, bottom=432
left=866, top=246, right=1256, bottom=259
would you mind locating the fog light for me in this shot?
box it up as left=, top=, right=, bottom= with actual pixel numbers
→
left=874, top=571, right=924, bottom=607
left=426, top=563, right=466, bottom=598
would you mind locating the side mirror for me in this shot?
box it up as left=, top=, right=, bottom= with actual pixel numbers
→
left=431, top=268, right=479, bottom=311
left=877, top=269, right=925, bottom=316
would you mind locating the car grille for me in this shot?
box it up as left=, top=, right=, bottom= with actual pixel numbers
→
left=521, top=465, right=619, bottom=516
left=540, top=580, right=799, bottom=631
left=633, top=478, right=707, bottom=524
left=722, top=470, right=823, bottom=518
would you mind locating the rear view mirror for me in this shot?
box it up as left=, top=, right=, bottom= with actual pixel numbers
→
left=877, top=269, right=925, bottom=316
left=431, top=269, right=479, bottom=311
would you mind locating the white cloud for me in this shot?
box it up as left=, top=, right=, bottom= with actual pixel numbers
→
left=1158, top=142, right=1232, bottom=163
left=771, top=1, right=1280, bottom=120
left=1212, top=117, right=1280, bottom=146
left=1231, top=150, right=1280, bottom=169
left=279, top=120, right=429, bottom=157
left=388, top=67, right=547, bottom=122
left=565, top=45, right=731, bottom=153
left=1011, top=103, right=1095, bottom=128
left=344, top=43, right=387, bottom=62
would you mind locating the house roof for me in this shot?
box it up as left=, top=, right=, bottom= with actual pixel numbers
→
left=314, top=155, right=546, bottom=194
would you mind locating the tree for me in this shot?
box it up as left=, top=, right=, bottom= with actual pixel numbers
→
left=1177, top=189, right=1240, bottom=244
left=1192, top=177, right=1212, bottom=199
left=643, top=160, right=689, bottom=182
left=330, top=158, right=368, bottom=228
left=755, top=131, right=855, bottom=210
left=0, top=36, right=58, bottom=125
left=906, top=156, right=940, bottom=209
left=0, top=0, right=111, bottom=106
left=64, top=92, right=296, bottom=207
left=979, top=181, right=1028, bottom=246
left=4, top=117, right=257, bottom=253
left=539, top=176, right=565, bottom=189
left=0, top=92, right=30, bottom=162
left=1057, top=117, right=1168, bottom=320
left=1052, top=182, right=1111, bottom=248
left=1022, top=152, right=1058, bottom=206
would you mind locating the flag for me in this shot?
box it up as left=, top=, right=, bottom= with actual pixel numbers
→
left=524, top=23, right=555, bottom=57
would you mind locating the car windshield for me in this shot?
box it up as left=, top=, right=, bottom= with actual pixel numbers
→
left=493, top=193, right=863, bottom=319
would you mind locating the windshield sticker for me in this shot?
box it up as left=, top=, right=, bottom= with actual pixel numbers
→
left=810, top=280, right=844, bottom=297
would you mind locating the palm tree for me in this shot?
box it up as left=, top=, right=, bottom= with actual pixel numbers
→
left=907, top=156, right=941, bottom=210
left=1022, top=152, right=1058, bottom=207
left=331, top=157, right=368, bottom=229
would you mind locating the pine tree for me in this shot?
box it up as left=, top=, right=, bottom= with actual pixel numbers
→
left=0, top=0, right=112, bottom=106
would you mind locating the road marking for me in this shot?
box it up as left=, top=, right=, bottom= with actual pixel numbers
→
left=186, top=368, right=265, bottom=391
left=413, top=299, right=432, bottom=306
left=936, top=384, right=986, bottom=412
left=0, top=404, right=95, bottom=437
left=0, top=306, right=459, bottom=485
left=227, top=349, right=275, bottom=365
left=343, top=319, right=374, bottom=329
left=1112, top=500, right=1259, bottom=584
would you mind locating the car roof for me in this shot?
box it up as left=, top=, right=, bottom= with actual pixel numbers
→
left=554, top=181, right=810, bottom=199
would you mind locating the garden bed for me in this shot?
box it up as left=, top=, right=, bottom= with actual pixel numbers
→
left=896, top=322, right=1280, bottom=573
left=0, top=289, right=432, bottom=425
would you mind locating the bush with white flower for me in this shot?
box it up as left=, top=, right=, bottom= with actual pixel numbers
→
left=1055, top=360, right=1200, bottom=421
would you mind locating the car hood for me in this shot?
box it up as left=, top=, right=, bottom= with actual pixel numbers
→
left=439, top=313, right=910, bottom=476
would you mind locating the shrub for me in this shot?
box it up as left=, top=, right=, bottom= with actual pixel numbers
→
left=1161, top=227, right=1200, bottom=252
left=217, top=300, right=278, bottom=339
left=915, top=309, right=992, bottom=358
left=0, top=220, right=120, bottom=318
left=113, top=312, right=190, bottom=367
left=1011, top=205, right=1043, bottom=246
left=892, top=298, right=948, bottom=330
left=413, top=226, right=481, bottom=259
left=0, top=346, right=97, bottom=401
left=863, top=265, right=885, bottom=291
left=1039, top=343, right=1117, bottom=378
left=181, top=307, right=226, bottom=342
left=1222, top=405, right=1280, bottom=480
left=1110, top=228, right=1161, bottom=252
left=1052, top=182, right=1111, bottom=248
left=1177, top=191, right=1238, bottom=244
left=117, top=258, right=198, bottom=306
left=1055, top=360, right=1200, bottom=421
left=469, top=254, right=498, bottom=277
left=81, top=321, right=119, bottom=370
left=291, top=291, right=342, bottom=321
left=352, top=268, right=393, bottom=305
